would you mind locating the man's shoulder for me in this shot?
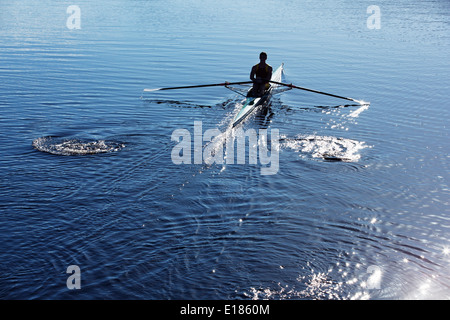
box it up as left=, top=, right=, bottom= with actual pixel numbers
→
left=255, top=63, right=272, bottom=68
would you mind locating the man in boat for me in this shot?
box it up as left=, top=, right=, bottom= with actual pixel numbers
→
left=249, top=52, right=273, bottom=97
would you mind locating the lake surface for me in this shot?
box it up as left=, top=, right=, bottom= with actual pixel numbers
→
left=0, top=0, right=449, bottom=300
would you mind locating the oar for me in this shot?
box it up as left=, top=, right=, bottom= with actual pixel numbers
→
left=270, top=81, right=369, bottom=105
left=144, top=81, right=254, bottom=92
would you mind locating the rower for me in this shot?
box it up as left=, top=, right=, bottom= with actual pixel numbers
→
left=249, top=52, right=273, bottom=97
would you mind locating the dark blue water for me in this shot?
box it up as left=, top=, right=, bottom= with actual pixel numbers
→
left=1, top=0, right=449, bottom=299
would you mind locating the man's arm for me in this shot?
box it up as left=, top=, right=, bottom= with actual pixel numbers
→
left=265, top=66, right=273, bottom=82
left=250, top=66, right=256, bottom=81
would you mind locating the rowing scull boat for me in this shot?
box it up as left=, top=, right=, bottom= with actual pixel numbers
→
left=231, top=64, right=284, bottom=127
left=143, top=64, right=369, bottom=125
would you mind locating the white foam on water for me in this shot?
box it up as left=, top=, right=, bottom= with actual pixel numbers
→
left=32, top=136, right=125, bottom=156
left=281, top=134, right=370, bottom=162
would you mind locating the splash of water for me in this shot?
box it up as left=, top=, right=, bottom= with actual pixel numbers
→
left=348, top=104, right=370, bottom=118
left=281, top=134, right=370, bottom=162
left=32, top=136, right=125, bottom=155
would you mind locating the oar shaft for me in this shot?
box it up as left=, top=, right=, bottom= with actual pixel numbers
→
left=270, top=81, right=359, bottom=103
left=144, top=81, right=253, bottom=92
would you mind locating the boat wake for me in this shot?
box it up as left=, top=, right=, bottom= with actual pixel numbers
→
left=32, top=136, right=125, bottom=156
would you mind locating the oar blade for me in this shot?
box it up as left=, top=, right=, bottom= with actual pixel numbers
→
left=143, top=88, right=163, bottom=92
left=353, top=99, right=370, bottom=105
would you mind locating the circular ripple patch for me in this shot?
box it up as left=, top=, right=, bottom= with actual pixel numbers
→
left=33, top=136, right=125, bottom=155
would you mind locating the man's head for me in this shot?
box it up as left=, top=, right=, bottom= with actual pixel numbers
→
left=259, top=52, right=267, bottom=62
